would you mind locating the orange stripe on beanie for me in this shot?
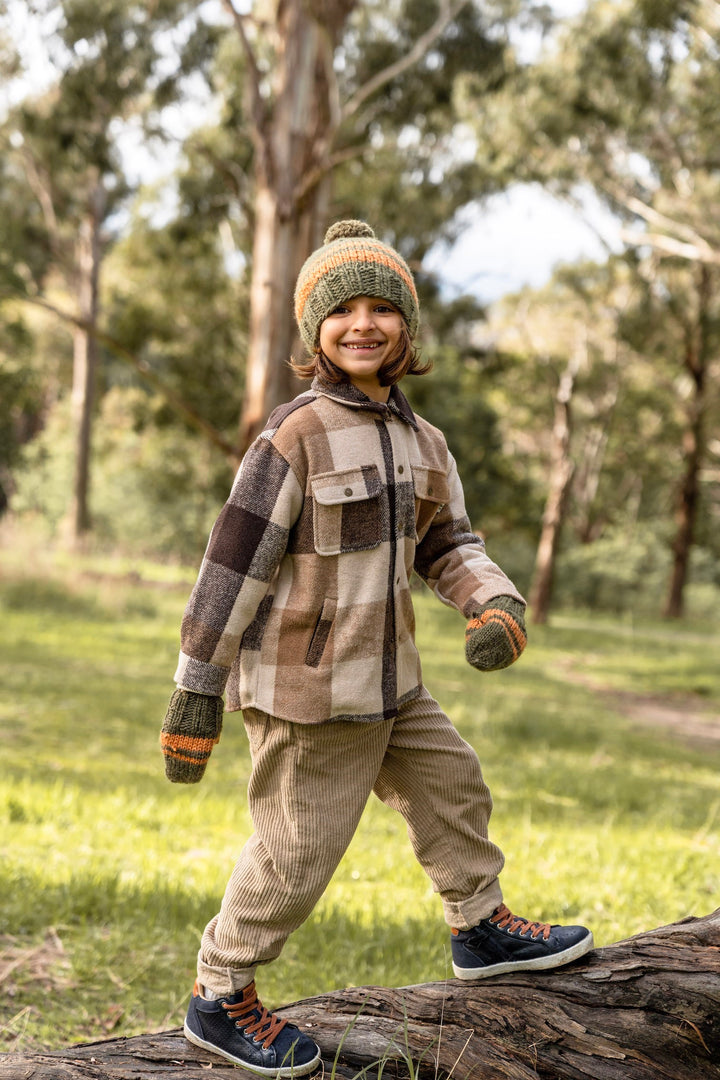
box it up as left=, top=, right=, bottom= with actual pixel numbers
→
left=294, top=220, right=420, bottom=354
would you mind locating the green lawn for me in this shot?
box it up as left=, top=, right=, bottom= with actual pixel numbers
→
left=1, top=551, right=719, bottom=1053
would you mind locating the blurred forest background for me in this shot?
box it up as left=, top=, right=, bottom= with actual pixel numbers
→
left=2, top=0, right=720, bottom=1056
left=1, top=0, right=719, bottom=622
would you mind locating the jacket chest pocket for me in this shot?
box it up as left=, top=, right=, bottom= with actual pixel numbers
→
left=412, top=465, right=449, bottom=541
left=311, top=465, right=384, bottom=555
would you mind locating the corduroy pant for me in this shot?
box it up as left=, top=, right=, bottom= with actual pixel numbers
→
left=197, top=686, right=505, bottom=994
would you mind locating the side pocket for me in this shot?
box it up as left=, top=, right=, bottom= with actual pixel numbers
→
left=305, top=597, right=337, bottom=668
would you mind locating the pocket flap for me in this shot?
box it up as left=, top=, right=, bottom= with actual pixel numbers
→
left=411, top=465, right=449, bottom=504
left=311, top=465, right=382, bottom=506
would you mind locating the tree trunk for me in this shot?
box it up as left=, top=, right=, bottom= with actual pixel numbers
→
left=529, top=345, right=583, bottom=624
left=238, top=183, right=316, bottom=456
left=573, top=377, right=619, bottom=545
left=663, top=266, right=712, bottom=619
left=1, top=909, right=717, bottom=1079
left=65, top=183, right=105, bottom=544
left=228, top=0, right=475, bottom=455
left=232, top=0, right=356, bottom=456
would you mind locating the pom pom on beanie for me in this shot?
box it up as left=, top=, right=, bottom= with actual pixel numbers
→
left=324, top=220, right=375, bottom=243
left=294, top=220, right=420, bottom=354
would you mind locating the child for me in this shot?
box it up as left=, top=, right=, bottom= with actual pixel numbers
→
left=160, top=220, right=594, bottom=1078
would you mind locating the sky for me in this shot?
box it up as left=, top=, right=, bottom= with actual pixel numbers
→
left=424, top=184, right=624, bottom=303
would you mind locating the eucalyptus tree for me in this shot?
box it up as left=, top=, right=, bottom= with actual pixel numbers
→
left=470, top=0, right=720, bottom=615
left=212, top=0, right=537, bottom=452
left=0, top=0, right=215, bottom=541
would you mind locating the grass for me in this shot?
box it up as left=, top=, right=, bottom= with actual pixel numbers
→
left=1, top=547, right=719, bottom=1055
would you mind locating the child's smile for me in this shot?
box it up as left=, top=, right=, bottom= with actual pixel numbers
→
left=319, top=295, right=404, bottom=401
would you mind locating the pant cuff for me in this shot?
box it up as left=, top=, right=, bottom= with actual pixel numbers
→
left=441, top=878, right=503, bottom=930
left=197, top=951, right=257, bottom=996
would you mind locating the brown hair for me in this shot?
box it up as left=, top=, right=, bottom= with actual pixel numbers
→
left=291, top=324, right=432, bottom=387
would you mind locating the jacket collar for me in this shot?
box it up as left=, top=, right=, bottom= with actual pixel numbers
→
left=311, top=377, right=418, bottom=430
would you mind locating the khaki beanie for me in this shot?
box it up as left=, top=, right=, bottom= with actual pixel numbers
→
left=294, top=220, right=420, bottom=354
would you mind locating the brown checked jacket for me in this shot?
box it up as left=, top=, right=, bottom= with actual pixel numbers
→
left=175, top=378, right=524, bottom=724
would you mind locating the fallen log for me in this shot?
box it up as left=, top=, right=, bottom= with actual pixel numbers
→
left=1, top=909, right=718, bottom=1079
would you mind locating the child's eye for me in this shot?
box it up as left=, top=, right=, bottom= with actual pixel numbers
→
left=375, top=304, right=395, bottom=313
left=328, top=305, right=350, bottom=316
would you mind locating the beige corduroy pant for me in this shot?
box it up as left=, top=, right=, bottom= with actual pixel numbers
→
left=197, top=686, right=505, bottom=994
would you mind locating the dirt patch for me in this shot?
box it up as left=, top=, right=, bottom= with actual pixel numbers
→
left=604, top=690, right=720, bottom=748
left=557, top=666, right=720, bottom=750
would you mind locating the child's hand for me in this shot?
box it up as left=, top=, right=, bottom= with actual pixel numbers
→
left=465, top=596, right=527, bottom=671
left=160, top=689, right=224, bottom=783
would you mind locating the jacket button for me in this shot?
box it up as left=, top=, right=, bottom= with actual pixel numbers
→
left=344, top=487, right=353, bottom=496
left=398, top=465, right=404, bottom=474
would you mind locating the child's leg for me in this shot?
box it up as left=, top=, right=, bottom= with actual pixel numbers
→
left=373, top=687, right=505, bottom=930
left=198, top=710, right=394, bottom=995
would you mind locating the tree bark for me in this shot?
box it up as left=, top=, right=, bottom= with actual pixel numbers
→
left=227, top=0, right=473, bottom=456
left=663, top=266, right=712, bottom=619
left=529, top=344, right=583, bottom=624
left=1, top=909, right=718, bottom=1079
left=227, top=0, right=356, bottom=456
left=65, top=182, right=105, bottom=544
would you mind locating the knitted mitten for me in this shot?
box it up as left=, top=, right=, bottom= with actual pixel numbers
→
left=465, top=596, right=527, bottom=672
left=160, top=689, right=223, bottom=783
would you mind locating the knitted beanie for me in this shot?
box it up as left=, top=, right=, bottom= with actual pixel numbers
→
left=294, top=220, right=420, bottom=354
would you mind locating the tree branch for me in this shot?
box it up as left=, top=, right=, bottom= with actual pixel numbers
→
left=189, top=138, right=255, bottom=219
left=619, top=227, right=720, bottom=266
left=601, top=180, right=720, bottom=262
left=220, top=0, right=270, bottom=169
left=341, top=0, right=470, bottom=122
left=11, top=292, right=241, bottom=464
left=294, top=145, right=367, bottom=207
left=19, top=148, right=69, bottom=269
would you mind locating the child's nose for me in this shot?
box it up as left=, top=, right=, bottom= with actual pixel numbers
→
left=351, top=306, right=376, bottom=331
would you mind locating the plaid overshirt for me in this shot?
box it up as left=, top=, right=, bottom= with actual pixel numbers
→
left=175, top=378, right=524, bottom=724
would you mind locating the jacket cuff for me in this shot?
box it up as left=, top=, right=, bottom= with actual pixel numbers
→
left=174, top=652, right=229, bottom=697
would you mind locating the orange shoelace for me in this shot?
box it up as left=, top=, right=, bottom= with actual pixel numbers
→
left=490, top=904, right=551, bottom=941
left=222, top=983, right=288, bottom=1050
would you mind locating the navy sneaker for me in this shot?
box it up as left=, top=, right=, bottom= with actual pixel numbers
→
left=184, top=980, right=321, bottom=1077
left=451, top=904, right=594, bottom=980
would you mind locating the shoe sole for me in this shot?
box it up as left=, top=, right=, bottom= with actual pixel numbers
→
left=452, top=930, right=595, bottom=981
left=183, top=1021, right=322, bottom=1077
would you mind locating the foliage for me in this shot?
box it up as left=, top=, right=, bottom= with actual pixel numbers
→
left=469, top=0, right=720, bottom=612
left=404, top=341, right=538, bottom=584
left=11, top=390, right=232, bottom=560
left=0, top=314, right=43, bottom=508
left=102, top=194, right=248, bottom=438
left=331, top=0, right=520, bottom=257
left=0, top=553, right=718, bottom=1051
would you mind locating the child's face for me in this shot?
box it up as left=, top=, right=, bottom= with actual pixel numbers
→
left=319, top=295, right=404, bottom=402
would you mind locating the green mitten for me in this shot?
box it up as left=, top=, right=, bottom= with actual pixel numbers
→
left=465, top=596, right=527, bottom=672
left=160, top=689, right=223, bottom=783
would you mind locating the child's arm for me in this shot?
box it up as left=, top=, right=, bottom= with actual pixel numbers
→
left=414, top=453, right=527, bottom=670
left=160, top=436, right=303, bottom=782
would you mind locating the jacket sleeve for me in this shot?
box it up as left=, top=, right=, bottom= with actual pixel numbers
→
left=174, top=436, right=304, bottom=696
left=413, top=451, right=525, bottom=617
